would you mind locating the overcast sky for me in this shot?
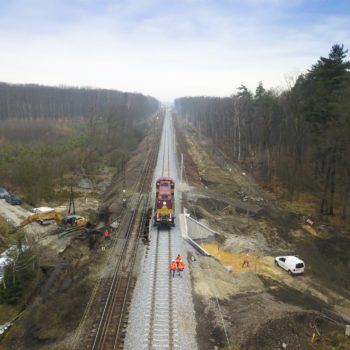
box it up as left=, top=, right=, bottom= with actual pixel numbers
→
left=0, top=0, right=349, bottom=101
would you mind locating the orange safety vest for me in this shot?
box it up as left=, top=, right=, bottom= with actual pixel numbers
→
left=170, top=261, right=177, bottom=271
left=178, top=261, right=185, bottom=271
left=243, top=255, right=249, bottom=262
left=104, top=230, right=109, bottom=237
left=175, top=255, right=182, bottom=264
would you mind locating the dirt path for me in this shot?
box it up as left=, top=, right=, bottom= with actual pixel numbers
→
left=0, top=200, right=29, bottom=226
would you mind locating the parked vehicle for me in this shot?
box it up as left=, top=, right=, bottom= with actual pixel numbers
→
left=4, top=194, right=22, bottom=205
left=31, top=207, right=54, bottom=214
left=0, top=188, right=9, bottom=199
left=29, top=207, right=56, bottom=225
left=275, top=256, right=305, bottom=275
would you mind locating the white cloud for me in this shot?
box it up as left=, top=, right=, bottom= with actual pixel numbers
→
left=0, top=0, right=349, bottom=100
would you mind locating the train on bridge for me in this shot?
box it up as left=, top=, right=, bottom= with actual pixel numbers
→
left=154, top=176, right=175, bottom=228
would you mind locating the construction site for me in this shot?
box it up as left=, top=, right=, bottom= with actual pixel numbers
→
left=0, top=107, right=349, bottom=350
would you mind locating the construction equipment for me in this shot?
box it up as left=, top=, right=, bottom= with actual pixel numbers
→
left=13, top=187, right=88, bottom=233
left=19, top=210, right=64, bottom=227
left=63, top=214, right=87, bottom=227
left=64, top=186, right=88, bottom=226
left=17, top=210, right=87, bottom=231
left=68, top=185, right=76, bottom=215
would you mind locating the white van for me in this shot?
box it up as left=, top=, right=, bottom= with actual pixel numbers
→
left=31, top=207, right=54, bottom=214
left=275, top=256, right=305, bottom=275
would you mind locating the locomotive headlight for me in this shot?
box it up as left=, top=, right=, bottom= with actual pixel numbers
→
left=163, top=201, right=166, bottom=205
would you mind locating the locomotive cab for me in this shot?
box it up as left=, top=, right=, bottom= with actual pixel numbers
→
left=154, top=177, right=175, bottom=228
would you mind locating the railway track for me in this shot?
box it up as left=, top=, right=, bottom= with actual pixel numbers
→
left=124, top=109, right=193, bottom=350
left=161, top=118, right=171, bottom=177
left=70, top=114, right=163, bottom=350
left=144, top=227, right=178, bottom=349
left=89, top=198, right=149, bottom=350
left=141, top=114, right=178, bottom=349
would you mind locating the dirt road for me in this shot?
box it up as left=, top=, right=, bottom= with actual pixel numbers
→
left=0, top=200, right=30, bottom=226
left=0, top=199, right=70, bottom=255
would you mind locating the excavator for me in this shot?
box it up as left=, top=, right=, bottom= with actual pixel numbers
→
left=14, top=188, right=88, bottom=233
left=17, top=210, right=87, bottom=231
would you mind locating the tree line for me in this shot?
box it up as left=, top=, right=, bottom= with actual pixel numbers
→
left=0, top=82, right=159, bottom=121
left=174, top=44, right=350, bottom=219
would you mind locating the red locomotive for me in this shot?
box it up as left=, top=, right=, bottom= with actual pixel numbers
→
left=154, top=177, right=175, bottom=227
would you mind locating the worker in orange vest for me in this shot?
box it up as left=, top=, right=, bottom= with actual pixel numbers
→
left=242, top=253, right=249, bottom=267
left=103, top=229, right=110, bottom=241
left=169, top=260, right=177, bottom=278
left=175, top=254, right=182, bottom=267
left=177, top=260, right=185, bottom=277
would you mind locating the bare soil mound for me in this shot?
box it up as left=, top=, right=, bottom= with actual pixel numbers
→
left=244, top=313, right=325, bottom=350
left=191, top=256, right=264, bottom=301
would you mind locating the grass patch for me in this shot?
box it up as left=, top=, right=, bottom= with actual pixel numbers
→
left=315, top=329, right=350, bottom=349
left=282, top=192, right=319, bottom=216
left=0, top=304, right=19, bottom=324
left=0, top=217, right=11, bottom=249
left=31, top=279, right=92, bottom=341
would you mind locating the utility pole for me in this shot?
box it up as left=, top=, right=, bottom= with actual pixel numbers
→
left=68, top=186, right=76, bottom=215
left=122, top=156, right=127, bottom=208
left=180, top=153, right=184, bottom=184
left=242, top=172, right=249, bottom=223
left=171, top=113, right=175, bottom=153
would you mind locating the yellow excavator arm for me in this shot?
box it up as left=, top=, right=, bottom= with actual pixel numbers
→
left=19, top=210, right=65, bottom=228
left=14, top=211, right=87, bottom=233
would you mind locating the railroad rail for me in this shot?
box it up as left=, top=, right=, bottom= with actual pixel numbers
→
left=161, top=121, right=171, bottom=177
left=90, top=198, right=149, bottom=350
left=144, top=227, right=178, bottom=349
left=70, top=114, right=162, bottom=350
left=142, top=114, right=178, bottom=349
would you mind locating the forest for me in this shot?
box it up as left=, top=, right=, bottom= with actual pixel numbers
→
left=0, top=82, right=158, bottom=121
left=0, top=83, right=159, bottom=204
left=175, top=44, right=350, bottom=220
